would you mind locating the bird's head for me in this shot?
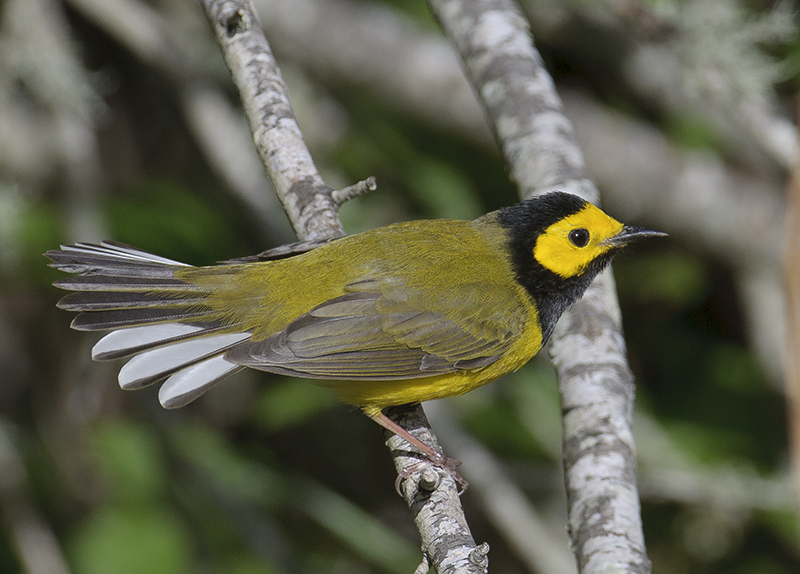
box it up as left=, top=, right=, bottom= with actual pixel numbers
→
left=529, top=195, right=666, bottom=279
left=498, top=192, right=666, bottom=339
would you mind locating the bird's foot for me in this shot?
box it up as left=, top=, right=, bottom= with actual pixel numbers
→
left=394, top=453, right=468, bottom=495
left=369, top=410, right=468, bottom=495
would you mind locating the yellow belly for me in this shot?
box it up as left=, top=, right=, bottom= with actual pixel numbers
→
left=336, top=304, right=544, bottom=417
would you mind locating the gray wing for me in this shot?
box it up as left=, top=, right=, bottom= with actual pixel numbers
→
left=224, top=289, right=522, bottom=380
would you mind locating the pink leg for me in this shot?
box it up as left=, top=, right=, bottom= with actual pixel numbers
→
left=369, top=411, right=467, bottom=493
left=369, top=411, right=445, bottom=462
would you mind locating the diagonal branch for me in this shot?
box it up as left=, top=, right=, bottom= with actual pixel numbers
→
left=200, top=0, right=342, bottom=241
left=198, top=1, right=482, bottom=572
left=426, top=0, right=650, bottom=572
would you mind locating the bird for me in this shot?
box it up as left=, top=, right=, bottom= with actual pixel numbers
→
left=46, top=191, right=665, bottom=465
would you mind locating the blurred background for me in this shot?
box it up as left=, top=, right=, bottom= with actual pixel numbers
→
left=0, top=0, right=798, bottom=572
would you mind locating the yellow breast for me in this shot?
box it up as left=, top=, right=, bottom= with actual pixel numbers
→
left=343, top=300, right=543, bottom=417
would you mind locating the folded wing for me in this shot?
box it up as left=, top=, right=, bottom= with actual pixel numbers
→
left=226, top=277, right=525, bottom=381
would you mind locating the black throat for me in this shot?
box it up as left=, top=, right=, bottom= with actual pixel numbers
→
left=498, top=194, right=613, bottom=344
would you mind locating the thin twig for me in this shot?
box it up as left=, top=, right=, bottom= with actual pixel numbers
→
left=332, top=176, right=377, bottom=207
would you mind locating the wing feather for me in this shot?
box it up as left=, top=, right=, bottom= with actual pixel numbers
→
left=225, top=282, right=524, bottom=380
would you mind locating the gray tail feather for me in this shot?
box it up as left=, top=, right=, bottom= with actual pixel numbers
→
left=47, top=241, right=218, bottom=332
left=47, top=242, right=253, bottom=407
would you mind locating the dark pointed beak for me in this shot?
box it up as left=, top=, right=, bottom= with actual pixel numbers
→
left=603, top=225, right=668, bottom=248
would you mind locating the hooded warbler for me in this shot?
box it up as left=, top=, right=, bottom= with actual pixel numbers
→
left=47, top=192, right=664, bottom=457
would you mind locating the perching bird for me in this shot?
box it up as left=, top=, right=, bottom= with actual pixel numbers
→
left=46, top=191, right=664, bottom=462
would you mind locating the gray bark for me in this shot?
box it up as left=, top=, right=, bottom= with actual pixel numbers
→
left=427, top=1, right=650, bottom=572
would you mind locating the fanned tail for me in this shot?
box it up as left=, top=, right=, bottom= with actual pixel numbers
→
left=46, top=242, right=252, bottom=407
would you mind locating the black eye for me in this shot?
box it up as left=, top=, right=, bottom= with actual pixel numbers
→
left=569, top=228, right=590, bottom=247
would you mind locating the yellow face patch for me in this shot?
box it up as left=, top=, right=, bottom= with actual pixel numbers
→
left=533, top=203, right=624, bottom=278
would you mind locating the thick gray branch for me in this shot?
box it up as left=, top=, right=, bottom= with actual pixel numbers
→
left=551, top=272, right=648, bottom=574
left=428, top=0, right=594, bottom=201
left=199, top=1, right=477, bottom=570
left=427, top=0, right=649, bottom=572
left=200, top=0, right=342, bottom=241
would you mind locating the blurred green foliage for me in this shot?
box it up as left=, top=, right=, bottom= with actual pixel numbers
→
left=90, top=420, right=168, bottom=502
left=105, top=180, right=246, bottom=266
left=67, top=421, right=191, bottom=574
left=250, top=380, right=337, bottom=434
left=1, top=0, right=797, bottom=573
left=69, top=506, right=192, bottom=574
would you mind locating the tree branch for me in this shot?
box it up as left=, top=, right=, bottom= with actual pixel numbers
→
left=385, top=405, right=488, bottom=574
left=66, top=0, right=295, bottom=244
left=425, top=402, right=577, bottom=574
left=200, top=0, right=342, bottom=241
left=427, top=0, right=650, bottom=572
left=198, top=1, right=480, bottom=571
left=784, top=101, right=800, bottom=510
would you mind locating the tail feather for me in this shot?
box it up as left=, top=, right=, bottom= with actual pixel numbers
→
left=118, top=332, right=251, bottom=389
left=92, top=323, right=206, bottom=360
left=159, top=356, right=244, bottom=408
left=46, top=241, right=188, bottom=278
left=54, top=275, right=202, bottom=292
left=57, top=241, right=191, bottom=266
left=58, top=291, right=208, bottom=311
left=70, top=307, right=217, bottom=331
left=47, top=241, right=254, bottom=407
left=49, top=262, right=181, bottom=279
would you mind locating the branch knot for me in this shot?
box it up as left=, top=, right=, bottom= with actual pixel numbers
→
left=221, top=8, right=247, bottom=37
left=469, top=542, right=490, bottom=568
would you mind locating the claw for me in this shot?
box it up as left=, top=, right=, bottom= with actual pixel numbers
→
left=369, top=410, right=468, bottom=495
left=394, top=455, right=468, bottom=496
